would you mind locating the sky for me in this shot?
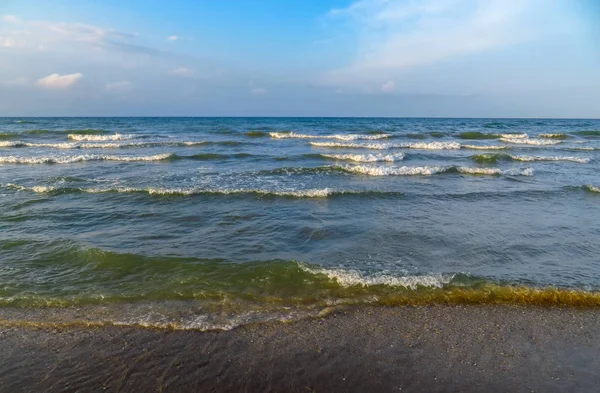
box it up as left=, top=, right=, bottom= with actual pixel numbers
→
left=0, top=0, right=598, bottom=117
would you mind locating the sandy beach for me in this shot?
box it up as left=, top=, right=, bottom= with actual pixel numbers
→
left=2, top=304, right=600, bottom=392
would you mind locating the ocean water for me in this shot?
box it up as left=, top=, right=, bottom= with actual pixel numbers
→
left=1, top=117, right=600, bottom=330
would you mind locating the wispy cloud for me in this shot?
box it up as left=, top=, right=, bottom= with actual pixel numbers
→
left=105, top=81, right=133, bottom=91
left=36, top=73, right=83, bottom=89
left=0, top=14, right=156, bottom=55
left=168, top=35, right=178, bottom=41
left=322, top=0, right=574, bottom=89
left=171, top=67, right=194, bottom=77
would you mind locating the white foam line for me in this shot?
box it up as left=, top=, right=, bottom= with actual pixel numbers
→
left=0, top=153, right=174, bottom=164
left=270, top=132, right=390, bottom=140
left=500, top=137, right=561, bottom=145
left=67, top=133, right=135, bottom=141
left=310, top=141, right=461, bottom=150
left=321, top=153, right=405, bottom=162
left=298, top=263, right=455, bottom=289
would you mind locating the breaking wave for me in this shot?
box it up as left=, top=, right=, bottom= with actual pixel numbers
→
left=320, top=153, right=405, bottom=162
left=309, top=141, right=461, bottom=150
left=270, top=131, right=390, bottom=140
left=67, top=133, right=135, bottom=141
left=0, top=153, right=174, bottom=164
left=500, top=137, right=562, bottom=145
left=339, top=165, right=534, bottom=177
left=472, top=153, right=589, bottom=164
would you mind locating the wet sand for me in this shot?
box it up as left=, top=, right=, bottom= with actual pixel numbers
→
left=2, top=305, right=600, bottom=392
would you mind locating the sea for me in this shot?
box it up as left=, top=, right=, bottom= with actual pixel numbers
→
left=1, top=117, right=600, bottom=330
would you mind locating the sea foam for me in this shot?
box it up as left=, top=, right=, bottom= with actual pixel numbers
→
left=321, top=153, right=405, bottom=162
left=310, top=141, right=461, bottom=150
left=270, top=132, right=390, bottom=140
left=67, top=133, right=135, bottom=141
left=500, top=137, right=561, bottom=145
left=298, top=264, right=455, bottom=289
left=0, top=153, right=174, bottom=164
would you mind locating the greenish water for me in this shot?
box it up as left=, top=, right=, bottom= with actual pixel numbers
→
left=1, top=117, right=600, bottom=329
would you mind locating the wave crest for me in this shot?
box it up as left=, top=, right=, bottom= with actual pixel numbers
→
left=271, top=131, right=390, bottom=140
left=321, top=153, right=405, bottom=162
left=0, top=153, right=174, bottom=164
left=67, top=133, right=135, bottom=141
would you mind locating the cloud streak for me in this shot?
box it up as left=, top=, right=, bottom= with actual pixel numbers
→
left=36, top=73, right=83, bottom=88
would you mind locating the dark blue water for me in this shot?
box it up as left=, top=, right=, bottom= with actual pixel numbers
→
left=1, top=117, right=599, bottom=329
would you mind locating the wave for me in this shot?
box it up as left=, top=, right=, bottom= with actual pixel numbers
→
left=271, top=131, right=390, bottom=141
left=67, top=133, right=135, bottom=141
left=2, top=255, right=599, bottom=328
left=309, top=141, right=461, bottom=150
left=483, top=122, right=508, bottom=129
left=0, top=140, right=210, bottom=149
left=5, top=184, right=382, bottom=198
left=585, top=185, right=600, bottom=194
left=0, top=153, right=174, bottom=164
left=461, top=144, right=509, bottom=150
left=457, top=132, right=500, bottom=140
left=245, top=131, right=268, bottom=137
left=499, top=137, right=561, bottom=145
left=298, top=264, right=454, bottom=289
left=575, top=130, right=600, bottom=137
left=339, top=165, right=533, bottom=177
left=472, top=153, right=589, bottom=164
left=539, top=133, right=568, bottom=139
left=320, top=153, right=405, bottom=163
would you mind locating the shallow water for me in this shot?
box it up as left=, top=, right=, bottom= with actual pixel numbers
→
left=1, top=117, right=600, bottom=329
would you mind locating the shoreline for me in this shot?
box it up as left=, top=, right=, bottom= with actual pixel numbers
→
left=2, top=304, right=600, bottom=392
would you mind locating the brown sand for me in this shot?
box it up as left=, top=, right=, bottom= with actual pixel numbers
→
left=1, top=305, right=600, bottom=392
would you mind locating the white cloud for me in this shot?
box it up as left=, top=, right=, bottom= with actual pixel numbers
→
left=171, top=67, right=194, bottom=77
left=105, top=81, right=133, bottom=91
left=251, top=87, right=267, bottom=95
left=1, top=15, right=20, bottom=23
left=323, top=0, right=572, bottom=88
left=381, top=81, right=395, bottom=93
left=168, top=35, right=178, bottom=41
left=0, top=37, right=16, bottom=47
left=36, top=73, right=83, bottom=89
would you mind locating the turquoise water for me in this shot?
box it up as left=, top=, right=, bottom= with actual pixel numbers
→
left=1, top=117, right=600, bottom=329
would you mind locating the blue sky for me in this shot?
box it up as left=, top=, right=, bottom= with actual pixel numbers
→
left=0, top=0, right=598, bottom=117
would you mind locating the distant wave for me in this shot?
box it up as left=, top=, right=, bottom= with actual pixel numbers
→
left=539, top=133, right=568, bottom=139
left=271, top=131, right=390, bottom=141
left=339, top=165, right=533, bottom=177
left=67, top=133, right=135, bottom=141
left=500, top=137, right=561, bottom=145
left=309, top=141, right=461, bottom=150
left=472, top=153, right=589, bottom=164
left=0, top=153, right=174, bottom=164
left=461, top=144, right=509, bottom=150
left=0, top=140, right=217, bottom=149
left=457, top=131, right=527, bottom=140
left=245, top=131, right=269, bottom=137
left=574, top=131, right=600, bottom=137
left=320, top=153, right=405, bottom=162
